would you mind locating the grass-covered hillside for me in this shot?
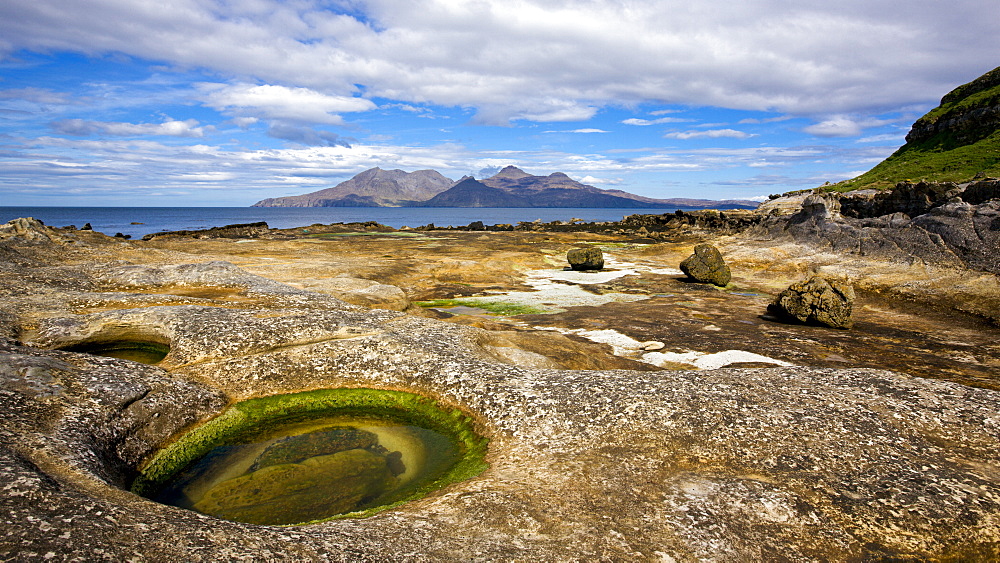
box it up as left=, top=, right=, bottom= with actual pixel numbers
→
left=832, top=66, right=1000, bottom=192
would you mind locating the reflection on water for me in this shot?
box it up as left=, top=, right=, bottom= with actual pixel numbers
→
left=152, top=416, right=459, bottom=525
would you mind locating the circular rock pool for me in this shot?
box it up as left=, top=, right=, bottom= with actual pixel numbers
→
left=132, top=388, right=489, bottom=526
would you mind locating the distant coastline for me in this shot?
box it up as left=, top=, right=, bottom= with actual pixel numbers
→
left=0, top=206, right=721, bottom=239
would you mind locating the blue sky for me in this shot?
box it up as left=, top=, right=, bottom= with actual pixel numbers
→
left=1, top=1, right=998, bottom=206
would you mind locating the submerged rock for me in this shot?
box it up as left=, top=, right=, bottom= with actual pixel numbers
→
left=566, top=247, right=604, bottom=270
left=679, top=243, right=731, bottom=286
left=768, top=275, right=855, bottom=329
left=250, top=427, right=380, bottom=471
left=194, top=448, right=397, bottom=525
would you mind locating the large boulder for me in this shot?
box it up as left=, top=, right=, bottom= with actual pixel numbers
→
left=566, top=247, right=604, bottom=271
left=679, top=243, right=731, bottom=286
left=768, top=275, right=855, bottom=329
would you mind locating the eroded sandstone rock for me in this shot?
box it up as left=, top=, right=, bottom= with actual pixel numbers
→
left=0, top=217, right=64, bottom=243
left=3, top=223, right=1000, bottom=561
left=679, top=243, right=731, bottom=286
left=768, top=275, right=855, bottom=329
left=295, top=276, right=411, bottom=311
left=567, top=247, right=604, bottom=271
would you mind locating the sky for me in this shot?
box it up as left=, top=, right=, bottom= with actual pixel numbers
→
left=1, top=1, right=998, bottom=207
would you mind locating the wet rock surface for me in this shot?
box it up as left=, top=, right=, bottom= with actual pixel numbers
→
left=2, top=218, right=1000, bottom=560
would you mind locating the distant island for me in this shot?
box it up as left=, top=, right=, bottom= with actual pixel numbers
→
left=252, top=166, right=760, bottom=209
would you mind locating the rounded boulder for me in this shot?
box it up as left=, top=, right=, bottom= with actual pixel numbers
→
left=679, top=243, right=731, bottom=286
left=567, top=247, right=604, bottom=271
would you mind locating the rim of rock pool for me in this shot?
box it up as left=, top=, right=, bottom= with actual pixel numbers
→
left=59, top=339, right=170, bottom=364
left=132, top=388, right=490, bottom=526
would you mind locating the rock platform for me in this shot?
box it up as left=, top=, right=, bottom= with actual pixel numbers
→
left=2, top=220, right=1000, bottom=560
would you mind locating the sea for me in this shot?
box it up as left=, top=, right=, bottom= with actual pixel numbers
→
left=0, top=207, right=695, bottom=239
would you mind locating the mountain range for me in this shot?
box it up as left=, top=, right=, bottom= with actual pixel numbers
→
left=252, top=166, right=759, bottom=209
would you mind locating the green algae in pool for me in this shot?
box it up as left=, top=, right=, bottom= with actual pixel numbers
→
left=153, top=416, right=459, bottom=525
left=134, top=389, right=489, bottom=526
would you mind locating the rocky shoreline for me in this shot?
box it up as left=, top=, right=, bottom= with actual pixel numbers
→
left=2, top=192, right=1000, bottom=560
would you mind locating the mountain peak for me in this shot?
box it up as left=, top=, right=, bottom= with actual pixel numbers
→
left=491, top=166, right=531, bottom=179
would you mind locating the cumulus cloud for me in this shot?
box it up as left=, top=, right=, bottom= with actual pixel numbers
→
left=3, top=0, right=993, bottom=122
left=664, top=129, right=754, bottom=140
left=200, top=83, right=376, bottom=125
left=50, top=118, right=206, bottom=137
left=579, top=175, right=622, bottom=185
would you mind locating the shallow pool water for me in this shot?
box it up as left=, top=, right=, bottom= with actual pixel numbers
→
left=152, top=415, right=460, bottom=525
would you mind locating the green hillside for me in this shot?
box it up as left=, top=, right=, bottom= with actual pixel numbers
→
left=833, top=66, right=1000, bottom=192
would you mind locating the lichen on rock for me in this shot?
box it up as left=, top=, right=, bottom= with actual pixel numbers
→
left=566, top=247, right=604, bottom=270
left=679, top=243, right=731, bottom=286
left=768, top=275, right=855, bottom=329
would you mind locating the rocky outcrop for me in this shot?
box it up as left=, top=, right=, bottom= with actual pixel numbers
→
left=679, top=243, right=731, bottom=286
left=3, top=228, right=1000, bottom=560
left=767, top=276, right=855, bottom=329
left=566, top=247, right=604, bottom=270
left=0, top=217, right=66, bottom=243
left=906, top=66, right=1000, bottom=146
left=141, top=222, right=270, bottom=240
left=749, top=183, right=1000, bottom=276
left=838, top=181, right=964, bottom=218
left=842, top=66, right=1000, bottom=189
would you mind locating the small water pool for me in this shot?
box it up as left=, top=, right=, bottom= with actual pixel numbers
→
left=132, top=388, right=488, bottom=526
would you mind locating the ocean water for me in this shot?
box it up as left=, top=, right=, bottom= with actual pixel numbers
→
left=0, top=207, right=692, bottom=239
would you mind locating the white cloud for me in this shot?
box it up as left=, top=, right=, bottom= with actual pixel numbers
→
left=803, top=117, right=864, bottom=137
left=1, top=0, right=995, bottom=123
left=544, top=128, right=609, bottom=133
left=199, top=83, right=376, bottom=125
left=857, top=133, right=905, bottom=144
left=230, top=117, right=259, bottom=128
left=664, top=129, right=754, bottom=140
left=579, top=175, right=622, bottom=185
left=804, top=115, right=897, bottom=138
left=622, top=117, right=690, bottom=126
left=50, top=118, right=206, bottom=137
left=739, top=115, right=793, bottom=124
